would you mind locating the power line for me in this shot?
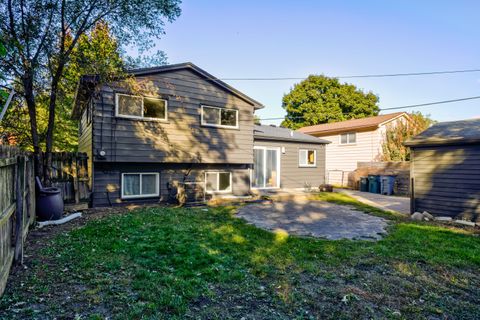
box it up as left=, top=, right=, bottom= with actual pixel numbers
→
left=259, top=95, right=480, bottom=121
left=216, top=68, right=480, bottom=81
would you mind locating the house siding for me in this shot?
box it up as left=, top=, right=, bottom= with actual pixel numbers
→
left=411, top=144, right=480, bottom=221
left=92, top=162, right=251, bottom=207
left=253, top=139, right=326, bottom=189
left=313, top=128, right=383, bottom=185
left=78, top=101, right=93, bottom=187
left=91, top=69, right=254, bottom=164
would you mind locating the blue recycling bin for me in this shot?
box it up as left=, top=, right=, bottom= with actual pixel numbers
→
left=380, top=175, right=396, bottom=195
left=368, top=175, right=380, bottom=194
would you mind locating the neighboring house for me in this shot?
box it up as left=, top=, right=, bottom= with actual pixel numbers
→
left=405, top=118, right=480, bottom=222
left=72, top=63, right=328, bottom=207
left=297, top=112, right=409, bottom=186
left=253, top=125, right=329, bottom=190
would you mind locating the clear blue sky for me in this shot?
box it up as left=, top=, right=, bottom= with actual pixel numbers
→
left=150, top=0, right=480, bottom=124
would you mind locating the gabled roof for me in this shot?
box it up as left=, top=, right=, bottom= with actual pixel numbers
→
left=297, top=112, right=407, bottom=136
left=404, top=118, right=480, bottom=147
left=254, top=125, right=330, bottom=144
left=72, top=62, right=264, bottom=119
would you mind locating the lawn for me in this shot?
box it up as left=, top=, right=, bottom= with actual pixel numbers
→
left=1, top=194, right=479, bottom=319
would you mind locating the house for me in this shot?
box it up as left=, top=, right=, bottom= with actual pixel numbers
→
left=297, top=112, right=409, bottom=186
left=404, top=118, right=480, bottom=222
left=72, top=63, right=328, bottom=207
left=253, top=125, right=329, bottom=190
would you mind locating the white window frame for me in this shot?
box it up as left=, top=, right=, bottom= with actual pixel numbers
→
left=121, top=172, right=160, bottom=199
left=204, top=171, right=233, bottom=194
left=200, top=105, right=239, bottom=129
left=298, top=149, right=317, bottom=167
left=339, top=132, right=356, bottom=145
left=115, top=93, right=168, bottom=121
left=251, top=146, right=281, bottom=189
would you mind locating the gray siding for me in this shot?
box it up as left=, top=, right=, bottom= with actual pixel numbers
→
left=412, top=144, right=480, bottom=221
left=92, top=162, right=250, bottom=207
left=92, top=69, right=254, bottom=164
left=253, top=139, right=327, bottom=189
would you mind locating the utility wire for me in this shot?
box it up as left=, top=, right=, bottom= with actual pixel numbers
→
left=259, top=95, right=480, bottom=121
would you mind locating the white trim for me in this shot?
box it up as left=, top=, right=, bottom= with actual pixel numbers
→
left=339, top=132, right=356, bottom=145
left=121, top=172, right=160, bottom=199
left=251, top=146, right=281, bottom=189
left=115, top=93, right=168, bottom=121
left=298, top=149, right=317, bottom=167
left=200, top=105, right=239, bottom=129
left=204, top=171, right=233, bottom=194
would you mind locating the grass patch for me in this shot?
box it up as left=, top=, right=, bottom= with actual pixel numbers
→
left=1, top=203, right=479, bottom=319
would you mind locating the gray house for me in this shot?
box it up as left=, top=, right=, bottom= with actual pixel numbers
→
left=72, top=63, right=328, bottom=207
left=405, top=118, right=480, bottom=222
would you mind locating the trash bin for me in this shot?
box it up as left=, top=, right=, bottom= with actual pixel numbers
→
left=368, top=175, right=380, bottom=194
left=380, top=175, right=396, bottom=196
left=35, top=177, right=64, bottom=221
left=359, top=177, right=369, bottom=192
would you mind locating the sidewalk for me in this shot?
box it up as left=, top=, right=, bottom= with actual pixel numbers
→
left=336, top=188, right=410, bottom=214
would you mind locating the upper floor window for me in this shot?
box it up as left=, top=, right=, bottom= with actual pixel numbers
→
left=116, top=93, right=167, bottom=121
left=340, top=132, right=356, bottom=144
left=299, top=149, right=316, bottom=167
left=201, top=105, right=238, bottom=128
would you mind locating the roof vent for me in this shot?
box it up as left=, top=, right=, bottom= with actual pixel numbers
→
left=269, top=124, right=276, bottom=127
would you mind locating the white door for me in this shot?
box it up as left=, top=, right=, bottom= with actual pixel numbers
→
left=253, top=147, right=280, bottom=188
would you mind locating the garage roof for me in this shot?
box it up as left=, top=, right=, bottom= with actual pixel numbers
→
left=405, top=118, right=480, bottom=147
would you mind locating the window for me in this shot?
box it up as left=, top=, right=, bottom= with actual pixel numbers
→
left=340, top=132, right=356, bottom=144
left=205, top=172, right=232, bottom=193
left=201, top=105, right=238, bottom=128
left=116, top=94, right=167, bottom=120
left=121, top=173, right=159, bottom=199
left=299, top=149, right=316, bottom=167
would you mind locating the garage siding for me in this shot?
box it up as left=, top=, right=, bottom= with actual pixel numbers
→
left=412, top=144, right=480, bottom=221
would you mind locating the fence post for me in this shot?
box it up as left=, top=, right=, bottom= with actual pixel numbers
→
left=14, top=155, right=25, bottom=264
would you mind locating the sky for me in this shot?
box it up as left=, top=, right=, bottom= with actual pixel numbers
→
left=149, top=0, right=480, bottom=125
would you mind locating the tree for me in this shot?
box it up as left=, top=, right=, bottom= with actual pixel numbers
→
left=0, top=0, right=181, bottom=180
left=1, top=21, right=126, bottom=151
left=281, top=75, right=380, bottom=129
left=381, top=112, right=435, bottom=161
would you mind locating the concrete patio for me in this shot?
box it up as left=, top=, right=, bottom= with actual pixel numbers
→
left=336, top=189, right=410, bottom=214
left=236, top=199, right=389, bottom=240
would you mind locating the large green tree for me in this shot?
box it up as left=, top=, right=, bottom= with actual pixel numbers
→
left=281, top=75, right=380, bottom=129
left=382, top=112, right=435, bottom=161
left=0, top=0, right=181, bottom=179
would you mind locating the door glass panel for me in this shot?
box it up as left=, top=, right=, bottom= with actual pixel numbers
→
left=265, top=149, right=278, bottom=187
left=253, top=149, right=265, bottom=188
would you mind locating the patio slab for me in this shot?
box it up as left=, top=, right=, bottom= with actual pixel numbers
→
left=236, top=200, right=389, bottom=240
left=336, top=189, right=410, bottom=214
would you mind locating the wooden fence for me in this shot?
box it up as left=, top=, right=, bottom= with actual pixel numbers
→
left=0, top=146, right=35, bottom=296
left=0, top=147, right=90, bottom=296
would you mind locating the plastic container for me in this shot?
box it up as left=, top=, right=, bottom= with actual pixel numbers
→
left=359, top=177, right=369, bottom=192
left=380, top=175, right=396, bottom=196
left=368, top=175, right=381, bottom=194
left=35, top=177, right=64, bottom=221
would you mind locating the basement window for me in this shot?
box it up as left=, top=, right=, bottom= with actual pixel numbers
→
left=205, top=172, right=232, bottom=193
left=121, top=173, right=159, bottom=199
left=201, top=105, right=238, bottom=128
left=116, top=94, right=167, bottom=120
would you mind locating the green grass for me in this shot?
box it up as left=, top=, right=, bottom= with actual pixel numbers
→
left=1, top=199, right=479, bottom=319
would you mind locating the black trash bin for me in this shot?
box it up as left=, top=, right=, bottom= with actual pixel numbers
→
left=36, top=177, right=64, bottom=221
left=359, top=177, right=369, bottom=192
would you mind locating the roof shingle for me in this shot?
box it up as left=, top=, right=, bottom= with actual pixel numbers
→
left=254, top=125, right=330, bottom=144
